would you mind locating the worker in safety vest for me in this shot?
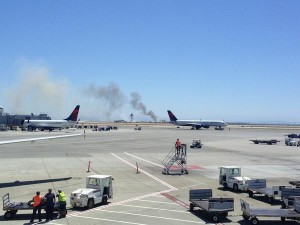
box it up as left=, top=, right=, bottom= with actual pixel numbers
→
left=56, top=190, right=67, bottom=218
left=30, top=191, right=42, bottom=223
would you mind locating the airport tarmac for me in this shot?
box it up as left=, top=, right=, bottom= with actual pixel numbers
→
left=1, top=124, right=300, bottom=225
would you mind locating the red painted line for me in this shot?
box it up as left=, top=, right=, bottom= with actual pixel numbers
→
left=161, top=192, right=189, bottom=209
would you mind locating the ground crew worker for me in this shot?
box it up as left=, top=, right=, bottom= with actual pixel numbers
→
left=30, top=191, right=42, bottom=223
left=175, top=138, right=181, bottom=155
left=56, top=190, right=67, bottom=218
left=44, top=189, right=55, bottom=222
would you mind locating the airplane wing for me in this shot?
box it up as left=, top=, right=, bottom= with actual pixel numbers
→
left=0, top=134, right=82, bottom=145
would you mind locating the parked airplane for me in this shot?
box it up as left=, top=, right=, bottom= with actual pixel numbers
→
left=167, top=110, right=227, bottom=130
left=22, top=105, right=80, bottom=131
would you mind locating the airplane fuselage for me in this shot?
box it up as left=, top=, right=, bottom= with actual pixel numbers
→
left=171, top=119, right=227, bottom=128
left=23, top=119, right=76, bottom=131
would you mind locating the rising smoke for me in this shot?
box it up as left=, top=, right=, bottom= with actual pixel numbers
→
left=86, top=83, right=157, bottom=121
left=130, top=92, right=157, bottom=122
left=5, top=64, right=68, bottom=117
left=85, top=82, right=126, bottom=119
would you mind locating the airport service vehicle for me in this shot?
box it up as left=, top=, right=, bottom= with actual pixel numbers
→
left=190, top=140, right=203, bottom=148
left=189, top=189, right=234, bottom=222
left=2, top=193, right=60, bottom=220
left=247, top=179, right=291, bottom=204
left=219, top=166, right=264, bottom=192
left=70, top=175, right=113, bottom=209
left=285, top=138, right=297, bottom=146
left=241, top=198, right=300, bottom=224
left=249, top=139, right=280, bottom=145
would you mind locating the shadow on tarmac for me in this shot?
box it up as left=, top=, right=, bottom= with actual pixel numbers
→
left=0, top=177, right=72, bottom=188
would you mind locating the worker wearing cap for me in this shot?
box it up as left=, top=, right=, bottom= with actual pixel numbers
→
left=56, top=190, right=67, bottom=218
left=44, top=189, right=55, bottom=222
left=30, top=191, right=42, bottom=223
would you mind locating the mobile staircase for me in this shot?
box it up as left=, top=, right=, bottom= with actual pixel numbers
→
left=162, top=144, right=188, bottom=174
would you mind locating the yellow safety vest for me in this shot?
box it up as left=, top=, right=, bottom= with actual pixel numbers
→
left=58, top=192, right=66, bottom=202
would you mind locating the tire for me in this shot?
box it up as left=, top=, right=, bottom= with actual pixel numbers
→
left=87, top=199, right=94, bottom=209
left=102, top=196, right=108, bottom=205
left=251, top=217, right=259, bottom=225
left=268, top=196, right=274, bottom=204
left=223, top=183, right=228, bottom=189
left=233, top=184, right=239, bottom=192
left=189, top=203, right=194, bottom=211
left=281, top=217, right=286, bottom=222
left=242, top=212, right=250, bottom=220
left=4, top=211, right=12, bottom=220
left=211, top=214, right=219, bottom=222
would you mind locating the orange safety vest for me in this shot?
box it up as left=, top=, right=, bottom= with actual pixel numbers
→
left=33, top=195, right=42, bottom=207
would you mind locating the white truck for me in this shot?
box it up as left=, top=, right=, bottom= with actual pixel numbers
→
left=219, top=166, right=262, bottom=192
left=70, top=175, right=113, bottom=209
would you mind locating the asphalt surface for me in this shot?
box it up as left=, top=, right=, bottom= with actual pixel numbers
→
left=1, top=124, right=300, bottom=225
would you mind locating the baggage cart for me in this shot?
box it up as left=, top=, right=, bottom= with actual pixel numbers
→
left=247, top=179, right=291, bottom=204
left=2, top=193, right=60, bottom=220
left=241, top=198, right=300, bottom=224
left=189, top=189, right=234, bottom=222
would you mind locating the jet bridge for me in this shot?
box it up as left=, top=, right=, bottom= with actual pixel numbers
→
left=162, top=144, right=188, bottom=174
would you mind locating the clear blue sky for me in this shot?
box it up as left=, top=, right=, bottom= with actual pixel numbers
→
left=0, top=1, right=300, bottom=123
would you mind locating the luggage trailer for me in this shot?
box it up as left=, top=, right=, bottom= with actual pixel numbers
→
left=189, top=189, right=234, bottom=223
left=247, top=179, right=291, bottom=204
left=2, top=193, right=60, bottom=220
left=241, top=198, right=300, bottom=225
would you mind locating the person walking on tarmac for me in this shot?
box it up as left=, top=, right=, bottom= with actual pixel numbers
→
left=175, top=138, right=181, bottom=155
left=30, top=191, right=42, bottom=223
left=44, top=189, right=55, bottom=222
left=56, top=190, right=67, bottom=218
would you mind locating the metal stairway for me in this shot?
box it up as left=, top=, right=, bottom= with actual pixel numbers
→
left=162, top=144, right=188, bottom=174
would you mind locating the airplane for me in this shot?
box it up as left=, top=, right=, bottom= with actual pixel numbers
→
left=167, top=110, right=227, bottom=130
left=22, top=105, right=80, bottom=131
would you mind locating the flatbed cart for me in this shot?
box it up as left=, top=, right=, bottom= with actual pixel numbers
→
left=189, top=189, right=234, bottom=222
left=249, top=139, right=280, bottom=145
left=281, top=187, right=300, bottom=208
left=240, top=198, right=300, bottom=224
left=2, top=193, right=60, bottom=220
left=247, top=179, right=291, bottom=204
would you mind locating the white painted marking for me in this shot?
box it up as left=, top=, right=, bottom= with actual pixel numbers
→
left=124, top=152, right=164, bottom=168
left=137, top=199, right=177, bottom=205
left=111, top=153, right=177, bottom=190
left=0, top=134, right=82, bottom=145
left=73, top=215, right=148, bottom=225
left=93, top=209, right=205, bottom=224
left=118, top=204, right=189, bottom=213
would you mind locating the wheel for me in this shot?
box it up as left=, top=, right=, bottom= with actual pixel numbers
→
left=251, top=217, right=259, bottom=225
left=211, top=214, right=219, bottom=222
left=189, top=203, right=194, bottom=211
left=102, top=196, right=108, bottom=205
left=87, top=198, right=94, bottom=209
left=233, top=184, right=239, bottom=192
left=223, top=182, right=228, bottom=189
left=242, top=212, right=250, bottom=220
left=4, top=211, right=13, bottom=220
left=281, top=217, right=286, bottom=222
left=249, top=191, right=254, bottom=198
left=268, top=196, right=274, bottom=204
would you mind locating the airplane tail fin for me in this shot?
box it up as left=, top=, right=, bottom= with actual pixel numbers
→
left=167, top=110, right=178, bottom=122
left=64, top=105, right=80, bottom=121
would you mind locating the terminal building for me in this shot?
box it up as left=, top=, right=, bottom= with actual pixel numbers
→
left=0, top=106, right=51, bottom=130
